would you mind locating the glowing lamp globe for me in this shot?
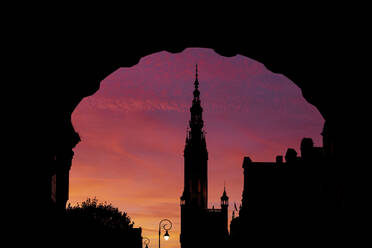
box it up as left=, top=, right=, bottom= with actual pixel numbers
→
left=164, top=230, right=170, bottom=240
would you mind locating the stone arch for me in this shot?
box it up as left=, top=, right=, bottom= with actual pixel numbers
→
left=24, top=20, right=364, bottom=248
left=51, top=43, right=340, bottom=211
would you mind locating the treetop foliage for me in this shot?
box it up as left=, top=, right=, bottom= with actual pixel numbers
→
left=66, top=197, right=135, bottom=232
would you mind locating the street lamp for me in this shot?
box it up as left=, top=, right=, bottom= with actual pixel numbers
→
left=158, top=219, right=172, bottom=248
left=163, top=230, right=170, bottom=240
left=143, top=237, right=150, bottom=248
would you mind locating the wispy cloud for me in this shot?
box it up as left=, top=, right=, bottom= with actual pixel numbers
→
left=82, top=96, right=188, bottom=113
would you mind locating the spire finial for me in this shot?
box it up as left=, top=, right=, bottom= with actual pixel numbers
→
left=194, top=64, right=199, bottom=89
left=196, top=64, right=198, bottom=80
left=221, top=181, right=229, bottom=202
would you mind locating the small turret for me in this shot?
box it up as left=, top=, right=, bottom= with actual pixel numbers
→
left=221, top=184, right=229, bottom=207
left=220, top=184, right=229, bottom=237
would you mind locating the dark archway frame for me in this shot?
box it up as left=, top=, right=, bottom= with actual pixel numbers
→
left=51, top=41, right=344, bottom=207
left=33, top=33, right=361, bottom=245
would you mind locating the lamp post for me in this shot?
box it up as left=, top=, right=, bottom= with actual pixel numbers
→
left=158, top=219, right=172, bottom=248
left=143, top=237, right=150, bottom=248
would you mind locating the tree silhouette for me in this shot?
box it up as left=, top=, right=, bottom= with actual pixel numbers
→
left=65, top=197, right=141, bottom=247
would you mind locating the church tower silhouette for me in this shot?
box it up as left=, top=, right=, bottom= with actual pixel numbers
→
left=182, top=64, right=208, bottom=209
left=180, top=65, right=229, bottom=248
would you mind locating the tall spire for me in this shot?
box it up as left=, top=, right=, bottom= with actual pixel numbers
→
left=193, top=64, right=200, bottom=99
left=183, top=64, right=208, bottom=209
left=195, top=64, right=199, bottom=88
left=189, top=64, right=203, bottom=131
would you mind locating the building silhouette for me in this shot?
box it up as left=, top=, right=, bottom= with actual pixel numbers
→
left=229, top=131, right=331, bottom=247
left=180, top=65, right=229, bottom=248
left=50, top=150, right=75, bottom=213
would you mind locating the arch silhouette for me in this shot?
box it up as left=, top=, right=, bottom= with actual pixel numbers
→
left=27, top=30, right=361, bottom=247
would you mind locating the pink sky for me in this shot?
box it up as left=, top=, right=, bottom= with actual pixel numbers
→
left=70, top=48, right=324, bottom=248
